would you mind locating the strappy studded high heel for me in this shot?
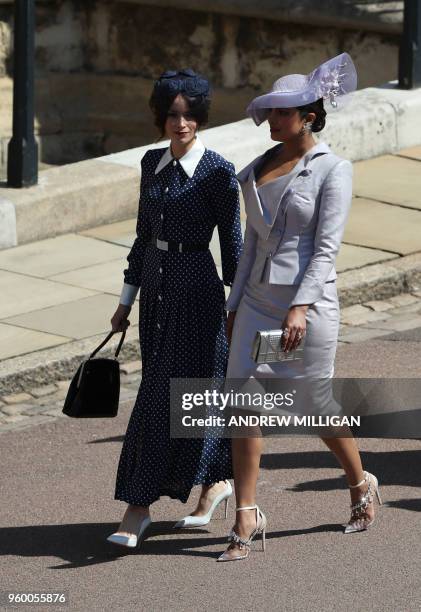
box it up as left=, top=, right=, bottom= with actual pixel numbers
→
left=344, top=470, right=382, bottom=534
left=217, top=504, right=267, bottom=562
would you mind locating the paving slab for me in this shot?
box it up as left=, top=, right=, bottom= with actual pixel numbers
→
left=353, top=155, right=421, bottom=210
left=120, top=361, right=142, bottom=375
left=29, top=384, right=58, bottom=398
left=80, top=219, right=137, bottom=247
left=2, top=413, right=27, bottom=423
left=343, top=197, right=421, bottom=255
left=397, top=145, right=421, bottom=161
left=3, top=293, right=121, bottom=340
left=50, top=258, right=134, bottom=298
left=341, top=309, right=392, bottom=326
left=378, top=325, right=421, bottom=342
left=2, top=392, right=33, bottom=404
left=341, top=304, right=371, bottom=317
left=360, top=315, right=421, bottom=333
left=1, top=403, right=34, bottom=416
left=1, top=403, right=33, bottom=416
left=19, top=404, right=57, bottom=417
left=338, top=327, right=392, bottom=343
left=386, top=302, right=421, bottom=317
left=336, top=243, right=397, bottom=272
left=387, top=293, right=419, bottom=307
left=0, top=234, right=129, bottom=278
left=363, top=299, right=394, bottom=312
left=340, top=303, right=391, bottom=326
left=0, top=270, right=98, bottom=319
left=0, top=322, right=70, bottom=360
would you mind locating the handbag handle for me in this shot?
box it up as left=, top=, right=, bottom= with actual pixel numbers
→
left=88, top=330, right=126, bottom=360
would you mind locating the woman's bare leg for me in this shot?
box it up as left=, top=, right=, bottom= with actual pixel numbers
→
left=189, top=481, right=232, bottom=516
left=115, top=504, right=150, bottom=537
left=221, top=435, right=263, bottom=559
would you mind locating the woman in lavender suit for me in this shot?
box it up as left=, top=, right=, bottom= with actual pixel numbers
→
left=218, top=54, right=383, bottom=562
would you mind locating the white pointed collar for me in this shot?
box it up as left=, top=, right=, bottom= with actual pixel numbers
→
left=154, top=135, right=206, bottom=178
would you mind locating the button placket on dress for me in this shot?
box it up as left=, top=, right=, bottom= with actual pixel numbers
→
left=156, top=163, right=173, bottom=281
left=155, top=160, right=177, bottom=353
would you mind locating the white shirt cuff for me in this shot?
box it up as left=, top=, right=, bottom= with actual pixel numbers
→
left=119, top=283, right=139, bottom=306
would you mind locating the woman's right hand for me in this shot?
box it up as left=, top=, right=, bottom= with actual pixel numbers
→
left=111, top=304, right=132, bottom=332
left=226, top=311, right=236, bottom=346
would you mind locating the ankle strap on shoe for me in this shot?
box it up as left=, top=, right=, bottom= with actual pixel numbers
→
left=228, top=529, right=252, bottom=549
left=350, top=479, right=373, bottom=515
left=236, top=505, right=257, bottom=511
left=349, top=471, right=368, bottom=488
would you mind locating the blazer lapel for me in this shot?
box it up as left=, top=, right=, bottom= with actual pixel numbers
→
left=239, top=156, right=307, bottom=241
left=237, top=142, right=332, bottom=240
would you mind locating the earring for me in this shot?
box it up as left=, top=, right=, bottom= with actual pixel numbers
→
left=299, top=122, right=313, bottom=136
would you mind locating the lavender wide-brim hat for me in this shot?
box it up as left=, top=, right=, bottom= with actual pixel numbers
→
left=246, top=52, right=357, bottom=126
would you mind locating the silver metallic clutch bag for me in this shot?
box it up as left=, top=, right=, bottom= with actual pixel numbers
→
left=251, top=329, right=305, bottom=364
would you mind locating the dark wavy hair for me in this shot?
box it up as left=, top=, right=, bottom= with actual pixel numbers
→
left=149, top=69, right=211, bottom=138
left=296, top=98, right=326, bottom=132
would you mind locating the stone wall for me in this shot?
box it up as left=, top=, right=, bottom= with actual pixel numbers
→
left=0, top=0, right=401, bottom=168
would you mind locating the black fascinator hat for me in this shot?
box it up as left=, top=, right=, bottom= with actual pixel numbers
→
left=149, top=68, right=211, bottom=137
left=154, top=68, right=210, bottom=98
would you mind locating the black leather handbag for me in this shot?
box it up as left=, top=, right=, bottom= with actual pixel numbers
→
left=62, top=330, right=126, bottom=418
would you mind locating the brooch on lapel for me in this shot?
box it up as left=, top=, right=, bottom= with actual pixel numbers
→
left=297, top=168, right=312, bottom=177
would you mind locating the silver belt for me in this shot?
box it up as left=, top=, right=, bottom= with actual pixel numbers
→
left=156, top=238, right=176, bottom=251
left=149, top=237, right=210, bottom=253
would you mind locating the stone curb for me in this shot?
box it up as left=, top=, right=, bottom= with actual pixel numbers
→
left=337, top=251, right=421, bottom=306
left=0, top=327, right=142, bottom=396
left=1, top=251, right=421, bottom=395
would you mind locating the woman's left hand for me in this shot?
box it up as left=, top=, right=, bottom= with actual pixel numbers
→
left=281, top=305, right=308, bottom=352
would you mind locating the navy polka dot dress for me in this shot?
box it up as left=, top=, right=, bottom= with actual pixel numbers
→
left=114, top=140, right=243, bottom=506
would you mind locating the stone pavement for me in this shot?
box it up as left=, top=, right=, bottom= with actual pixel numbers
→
left=1, top=145, right=421, bottom=390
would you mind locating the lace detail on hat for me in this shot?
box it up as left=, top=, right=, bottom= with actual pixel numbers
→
left=309, top=60, right=349, bottom=108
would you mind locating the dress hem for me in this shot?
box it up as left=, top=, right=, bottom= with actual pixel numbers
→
left=114, top=471, right=233, bottom=506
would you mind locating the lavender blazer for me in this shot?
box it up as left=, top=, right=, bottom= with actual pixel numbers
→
left=225, top=141, right=353, bottom=311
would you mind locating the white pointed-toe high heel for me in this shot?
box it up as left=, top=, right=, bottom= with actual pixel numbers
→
left=106, top=514, right=152, bottom=548
left=217, top=504, right=267, bottom=562
left=344, top=470, right=382, bottom=534
left=173, top=480, right=232, bottom=529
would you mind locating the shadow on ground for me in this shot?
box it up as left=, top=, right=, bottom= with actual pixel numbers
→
left=260, top=449, right=421, bottom=509
left=0, top=520, right=345, bottom=568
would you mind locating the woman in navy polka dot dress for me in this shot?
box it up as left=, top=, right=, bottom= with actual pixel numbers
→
left=106, top=70, right=243, bottom=548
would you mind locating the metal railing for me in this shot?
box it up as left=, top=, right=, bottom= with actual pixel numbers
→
left=7, top=0, right=38, bottom=188
left=399, top=0, right=421, bottom=88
